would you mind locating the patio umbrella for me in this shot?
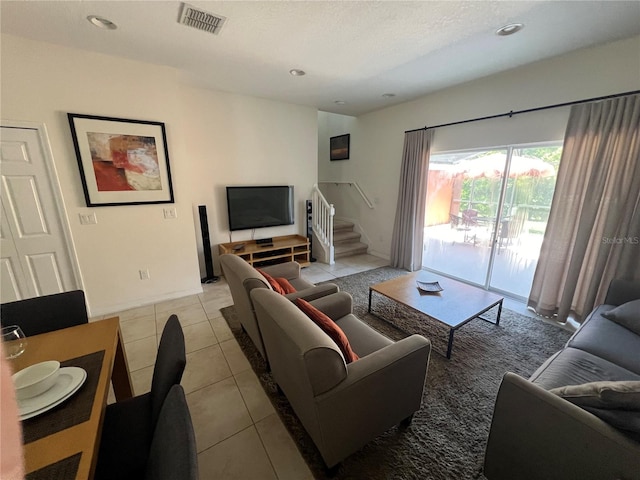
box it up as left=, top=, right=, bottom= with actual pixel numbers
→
left=455, top=153, right=555, bottom=178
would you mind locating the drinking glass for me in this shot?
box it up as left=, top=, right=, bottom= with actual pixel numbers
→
left=1, top=325, right=27, bottom=359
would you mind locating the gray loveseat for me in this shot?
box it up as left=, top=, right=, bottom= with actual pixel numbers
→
left=484, top=279, right=640, bottom=480
left=251, top=288, right=431, bottom=468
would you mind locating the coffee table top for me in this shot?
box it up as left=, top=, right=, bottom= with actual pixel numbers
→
left=370, top=271, right=503, bottom=329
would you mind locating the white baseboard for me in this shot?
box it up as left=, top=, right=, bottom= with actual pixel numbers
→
left=88, top=286, right=205, bottom=318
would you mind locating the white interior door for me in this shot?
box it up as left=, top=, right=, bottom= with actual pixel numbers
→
left=0, top=125, right=78, bottom=301
left=1, top=200, right=30, bottom=302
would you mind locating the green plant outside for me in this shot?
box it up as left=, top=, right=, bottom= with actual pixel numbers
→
left=459, top=146, right=562, bottom=222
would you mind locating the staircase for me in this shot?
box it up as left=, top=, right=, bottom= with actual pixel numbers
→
left=333, top=219, right=368, bottom=259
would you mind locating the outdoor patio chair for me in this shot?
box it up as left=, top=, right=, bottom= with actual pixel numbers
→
left=498, top=208, right=527, bottom=251
left=462, top=209, right=479, bottom=244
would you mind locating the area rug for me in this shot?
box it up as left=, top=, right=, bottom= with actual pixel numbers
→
left=221, top=267, right=572, bottom=479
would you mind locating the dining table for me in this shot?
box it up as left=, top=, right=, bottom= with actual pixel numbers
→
left=8, top=316, right=133, bottom=480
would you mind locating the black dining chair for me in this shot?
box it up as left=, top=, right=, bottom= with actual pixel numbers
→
left=145, top=384, right=198, bottom=480
left=0, top=290, right=89, bottom=336
left=95, top=314, right=187, bottom=480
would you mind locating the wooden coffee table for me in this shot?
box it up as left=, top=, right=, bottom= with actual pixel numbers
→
left=368, top=271, right=503, bottom=359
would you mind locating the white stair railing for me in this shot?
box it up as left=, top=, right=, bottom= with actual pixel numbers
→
left=311, top=184, right=335, bottom=264
left=318, top=181, right=374, bottom=209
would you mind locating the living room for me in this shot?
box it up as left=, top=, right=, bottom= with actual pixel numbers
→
left=1, top=2, right=639, bottom=478
left=2, top=29, right=638, bottom=316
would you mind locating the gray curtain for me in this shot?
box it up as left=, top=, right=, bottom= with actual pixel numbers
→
left=528, top=94, right=640, bottom=322
left=390, top=129, right=433, bottom=271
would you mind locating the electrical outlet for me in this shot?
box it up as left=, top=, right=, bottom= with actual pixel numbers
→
left=163, top=207, right=177, bottom=219
left=79, top=212, right=97, bottom=225
left=139, top=269, right=150, bottom=280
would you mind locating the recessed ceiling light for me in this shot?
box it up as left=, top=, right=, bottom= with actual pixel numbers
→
left=334, top=100, right=346, bottom=105
left=495, top=23, right=524, bottom=36
left=87, top=15, right=117, bottom=30
left=382, top=93, right=396, bottom=98
left=289, top=69, right=306, bottom=76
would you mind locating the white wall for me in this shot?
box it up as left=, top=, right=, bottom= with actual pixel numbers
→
left=318, top=35, right=640, bottom=259
left=1, top=34, right=318, bottom=315
left=316, top=112, right=374, bottom=239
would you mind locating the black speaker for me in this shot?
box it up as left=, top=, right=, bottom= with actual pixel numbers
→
left=306, top=200, right=316, bottom=262
left=199, top=205, right=219, bottom=284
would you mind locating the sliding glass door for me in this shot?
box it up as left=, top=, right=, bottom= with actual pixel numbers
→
left=422, top=144, right=561, bottom=300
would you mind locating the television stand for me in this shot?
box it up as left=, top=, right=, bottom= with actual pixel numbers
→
left=219, top=235, right=310, bottom=268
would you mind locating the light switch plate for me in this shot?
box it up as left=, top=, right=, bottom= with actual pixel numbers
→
left=163, top=207, right=177, bottom=219
left=79, top=213, right=97, bottom=225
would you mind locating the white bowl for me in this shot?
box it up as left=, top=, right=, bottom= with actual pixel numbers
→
left=13, top=361, right=61, bottom=400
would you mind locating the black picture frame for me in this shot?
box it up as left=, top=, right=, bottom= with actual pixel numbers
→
left=68, top=113, right=174, bottom=207
left=330, top=134, right=350, bottom=161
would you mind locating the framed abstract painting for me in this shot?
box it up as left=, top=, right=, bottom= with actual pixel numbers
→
left=330, top=134, right=350, bottom=161
left=67, top=113, right=174, bottom=206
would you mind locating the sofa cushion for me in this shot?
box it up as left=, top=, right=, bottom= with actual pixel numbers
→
left=530, top=347, right=640, bottom=390
left=550, top=380, right=640, bottom=410
left=567, top=305, right=640, bottom=375
left=295, top=299, right=359, bottom=364
left=256, top=269, right=286, bottom=295
left=602, top=299, right=640, bottom=335
left=336, top=314, right=393, bottom=357
left=288, top=277, right=315, bottom=291
left=550, top=381, right=640, bottom=438
left=274, top=277, right=297, bottom=294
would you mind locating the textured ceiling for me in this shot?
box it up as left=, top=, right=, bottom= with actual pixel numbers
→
left=2, top=1, right=640, bottom=116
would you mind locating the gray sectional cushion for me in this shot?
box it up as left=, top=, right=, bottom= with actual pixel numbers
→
left=582, top=409, right=640, bottom=440
left=602, top=299, right=640, bottom=335
left=604, top=279, right=640, bottom=307
left=550, top=381, right=640, bottom=438
left=530, top=347, right=640, bottom=390
left=567, top=305, right=640, bottom=375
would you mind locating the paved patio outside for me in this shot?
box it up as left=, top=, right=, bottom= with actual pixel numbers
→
left=422, top=223, right=544, bottom=300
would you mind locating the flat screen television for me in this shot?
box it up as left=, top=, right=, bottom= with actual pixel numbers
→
left=226, top=185, right=295, bottom=231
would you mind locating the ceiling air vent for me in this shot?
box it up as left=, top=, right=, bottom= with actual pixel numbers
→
left=178, top=3, right=226, bottom=35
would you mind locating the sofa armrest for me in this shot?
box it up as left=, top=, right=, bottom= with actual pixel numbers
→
left=484, top=372, right=640, bottom=480
left=328, top=335, right=430, bottom=398
left=307, top=291, right=352, bottom=320
left=284, top=283, right=340, bottom=303
left=313, top=335, right=430, bottom=464
left=261, top=262, right=301, bottom=280
left=604, top=279, right=640, bottom=306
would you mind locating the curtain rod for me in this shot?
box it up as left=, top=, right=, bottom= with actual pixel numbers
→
left=405, top=89, right=640, bottom=134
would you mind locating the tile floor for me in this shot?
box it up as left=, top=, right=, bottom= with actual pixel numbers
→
left=95, top=253, right=557, bottom=479
left=94, top=254, right=388, bottom=480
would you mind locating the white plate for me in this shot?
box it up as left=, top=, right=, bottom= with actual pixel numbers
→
left=18, top=367, right=87, bottom=420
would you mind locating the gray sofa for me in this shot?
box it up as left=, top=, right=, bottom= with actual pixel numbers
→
left=484, top=279, right=640, bottom=480
left=251, top=288, right=431, bottom=468
left=220, top=253, right=338, bottom=362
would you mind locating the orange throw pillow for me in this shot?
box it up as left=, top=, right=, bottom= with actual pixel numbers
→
left=256, top=269, right=286, bottom=295
left=294, top=298, right=359, bottom=364
left=275, top=277, right=297, bottom=294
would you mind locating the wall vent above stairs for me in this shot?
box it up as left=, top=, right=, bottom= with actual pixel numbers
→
left=178, top=3, right=226, bottom=35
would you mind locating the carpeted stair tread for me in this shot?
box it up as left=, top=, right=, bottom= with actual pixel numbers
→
left=333, top=230, right=361, bottom=245
left=333, top=219, right=355, bottom=232
left=334, top=242, right=368, bottom=258
left=332, top=219, right=368, bottom=258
